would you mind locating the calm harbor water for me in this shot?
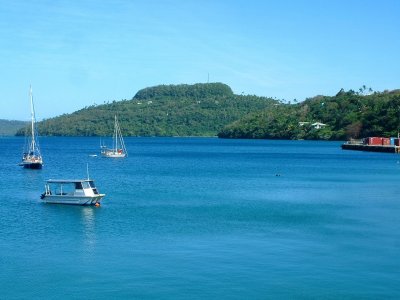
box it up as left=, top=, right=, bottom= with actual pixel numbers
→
left=0, top=137, right=399, bottom=299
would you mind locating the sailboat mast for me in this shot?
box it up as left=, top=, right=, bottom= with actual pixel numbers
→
left=30, top=85, right=36, bottom=151
left=114, top=115, right=118, bottom=152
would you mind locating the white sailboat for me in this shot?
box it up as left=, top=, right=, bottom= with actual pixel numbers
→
left=19, top=85, right=43, bottom=169
left=101, top=115, right=128, bottom=158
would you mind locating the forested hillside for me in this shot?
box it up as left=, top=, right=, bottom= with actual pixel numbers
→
left=18, top=83, right=277, bottom=136
left=218, top=88, right=400, bottom=140
left=0, top=119, right=27, bottom=136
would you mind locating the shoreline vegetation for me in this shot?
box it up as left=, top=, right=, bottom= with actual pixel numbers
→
left=10, top=83, right=400, bottom=140
left=219, top=87, right=400, bottom=140
left=16, top=83, right=277, bottom=138
left=0, top=119, right=28, bottom=136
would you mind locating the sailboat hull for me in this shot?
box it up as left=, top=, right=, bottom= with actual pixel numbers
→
left=101, top=151, right=126, bottom=158
left=21, top=162, right=43, bottom=169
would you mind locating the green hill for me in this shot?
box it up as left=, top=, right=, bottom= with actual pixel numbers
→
left=218, top=88, right=400, bottom=140
left=18, top=83, right=277, bottom=137
left=0, top=119, right=28, bottom=136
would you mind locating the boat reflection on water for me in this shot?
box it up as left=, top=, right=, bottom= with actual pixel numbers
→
left=81, top=206, right=97, bottom=253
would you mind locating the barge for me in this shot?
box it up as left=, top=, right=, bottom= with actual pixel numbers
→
left=341, top=137, right=400, bottom=154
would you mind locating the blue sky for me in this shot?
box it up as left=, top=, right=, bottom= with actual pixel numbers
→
left=1, top=0, right=399, bottom=120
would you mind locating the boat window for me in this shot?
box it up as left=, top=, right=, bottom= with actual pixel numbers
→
left=49, top=183, right=58, bottom=194
left=82, top=182, right=91, bottom=189
left=62, top=183, right=75, bottom=195
left=50, top=183, right=75, bottom=195
left=88, top=181, right=96, bottom=188
left=75, top=182, right=83, bottom=190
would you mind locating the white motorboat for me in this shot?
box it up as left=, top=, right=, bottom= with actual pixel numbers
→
left=101, top=115, right=128, bottom=158
left=19, top=85, right=43, bottom=169
left=40, top=179, right=105, bottom=205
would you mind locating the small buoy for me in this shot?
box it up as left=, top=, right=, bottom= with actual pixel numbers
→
left=95, top=203, right=100, bottom=207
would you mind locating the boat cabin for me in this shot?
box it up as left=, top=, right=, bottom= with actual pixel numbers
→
left=44, top=179, right=100, bottom=197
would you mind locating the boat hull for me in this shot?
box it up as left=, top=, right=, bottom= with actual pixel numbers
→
left=101, top=152, right=126, bottom=158
left=41, top=194, right=105, bottom=205
left=20, top=162, right=43, bottom=169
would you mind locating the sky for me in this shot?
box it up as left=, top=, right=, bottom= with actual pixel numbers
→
left=1, top=0, right=399, bottom=120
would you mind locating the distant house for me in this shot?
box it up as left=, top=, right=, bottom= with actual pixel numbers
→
left=311, top=122, right=327, bottom=129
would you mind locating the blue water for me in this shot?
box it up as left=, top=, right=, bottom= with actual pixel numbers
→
left=0, top=137, right=399, bottom=299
